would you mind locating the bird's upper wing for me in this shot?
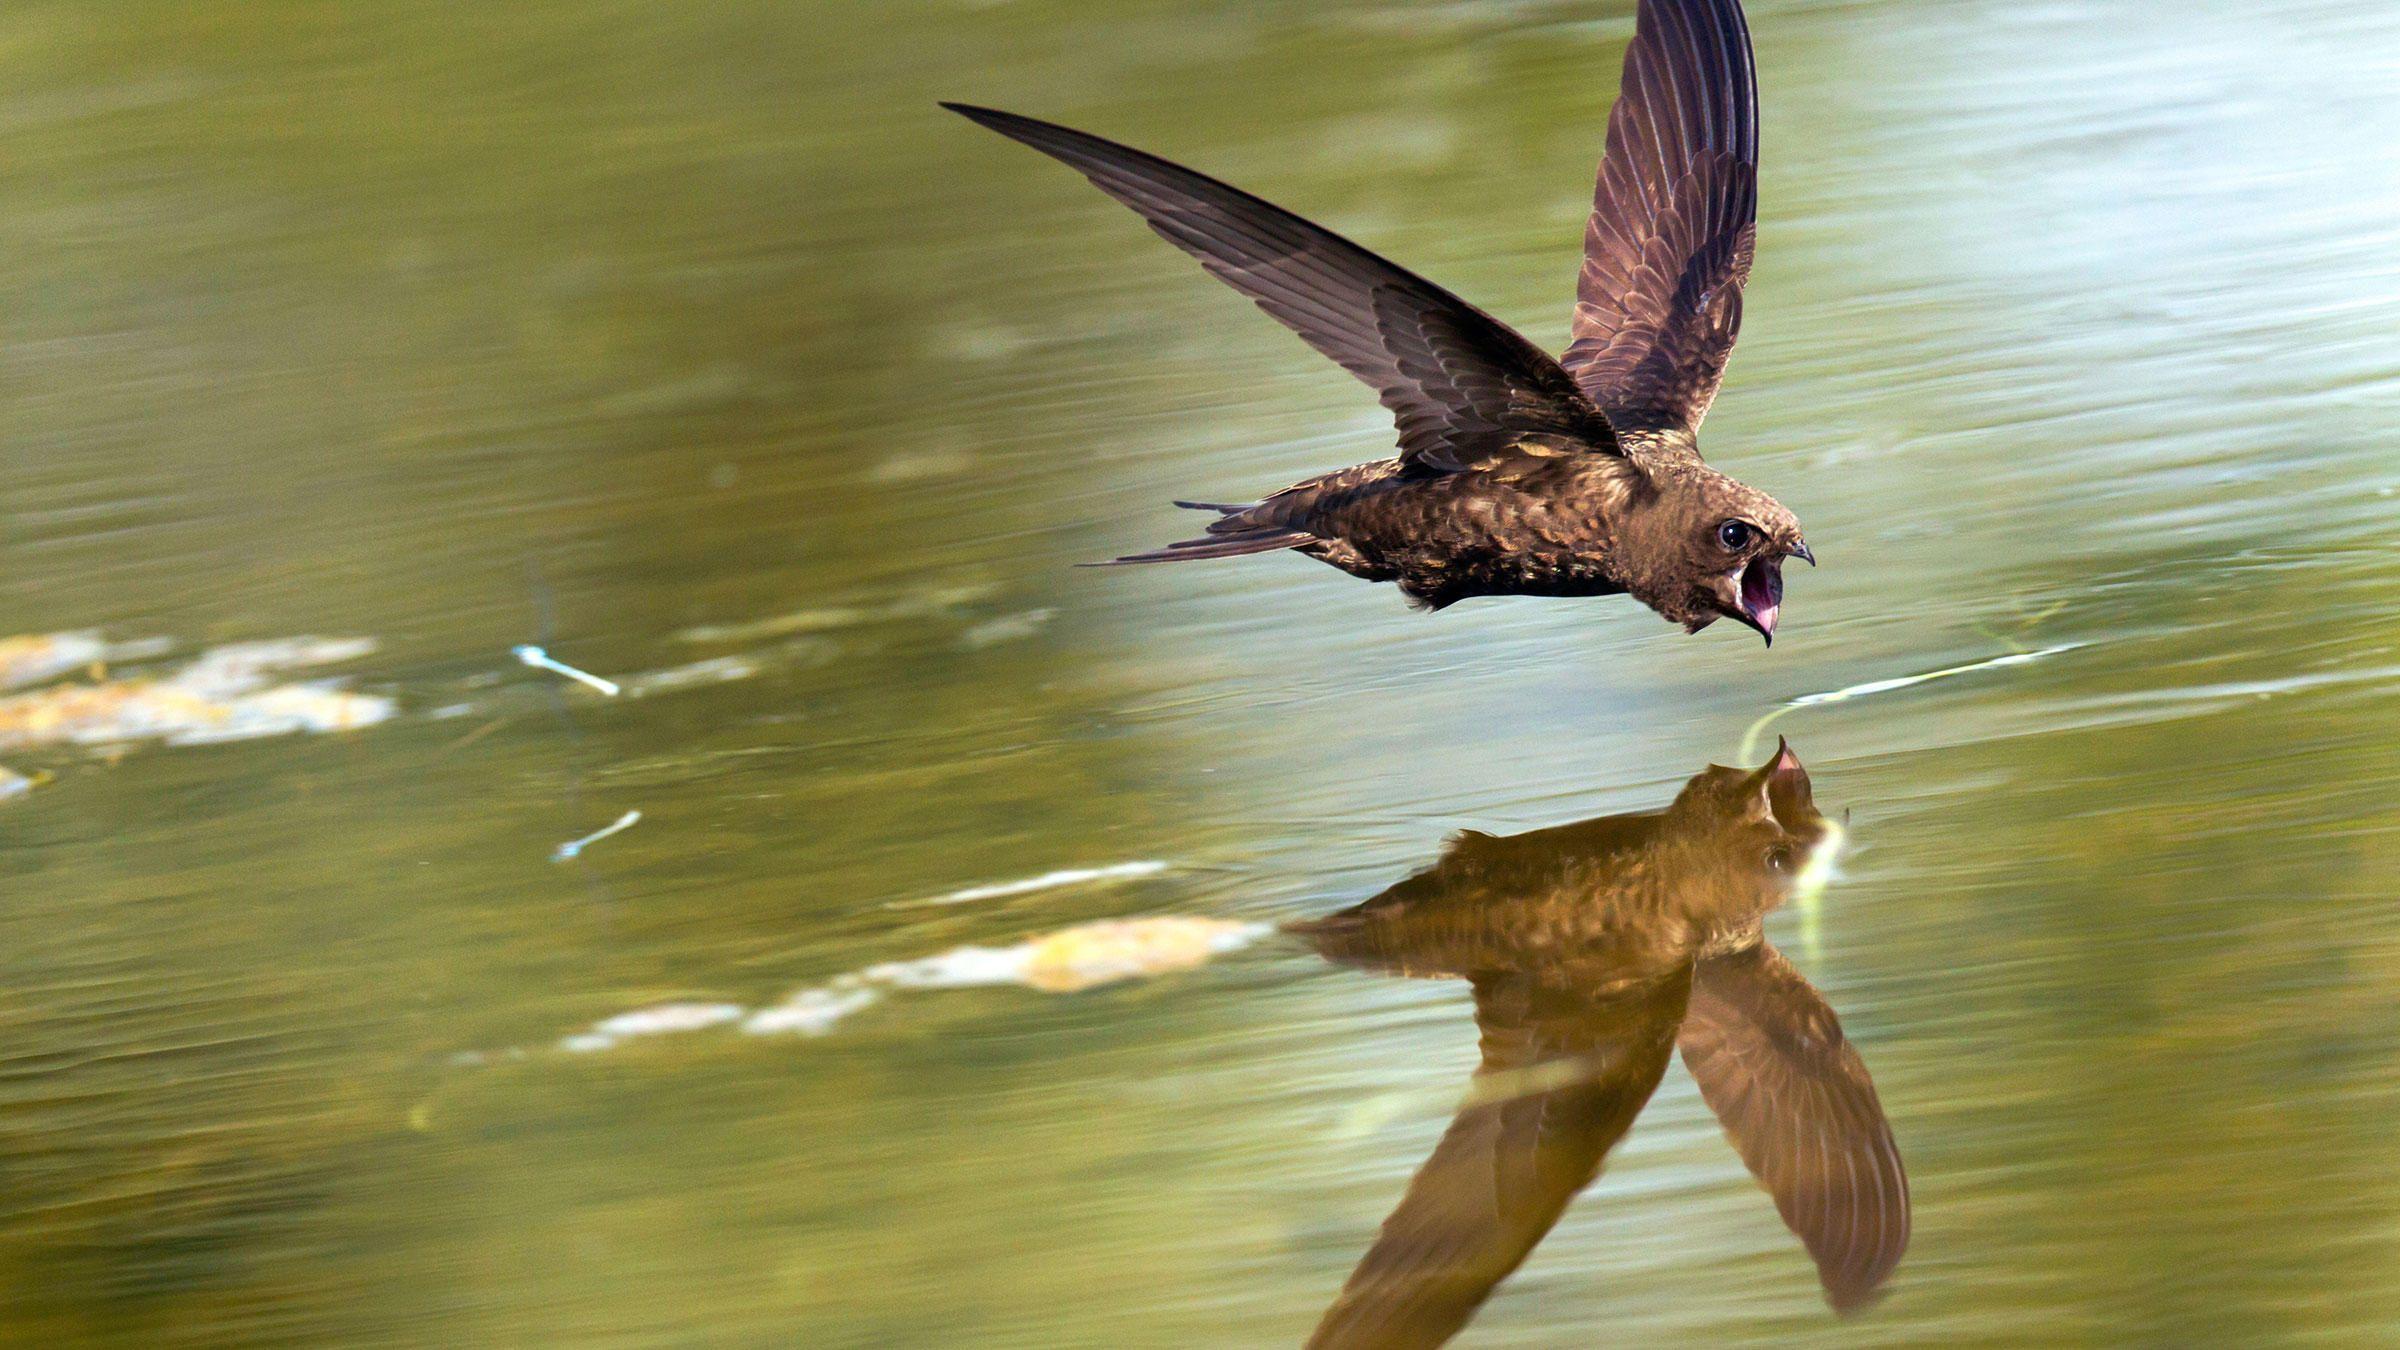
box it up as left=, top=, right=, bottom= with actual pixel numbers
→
left=946, top=104, right=1619, bottom=474
left=1562, top=0, right=1760, bottom=432
left=1677, top=942, right=1908, bottom=1312
left=1306, top=973, right=1689, bottom=1349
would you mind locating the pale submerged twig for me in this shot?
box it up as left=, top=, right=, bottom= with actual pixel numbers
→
left=554, top=809, right=642, bottom=862
left=1738, top=643, right=2083, bottom=762
left=512, top=644, right=621, bottom=697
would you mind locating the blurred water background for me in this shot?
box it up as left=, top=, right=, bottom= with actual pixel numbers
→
left=3, top=0, right=2397, bottom=1343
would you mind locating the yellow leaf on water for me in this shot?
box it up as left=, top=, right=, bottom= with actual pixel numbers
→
left=1018, top=917, right=1267, bottom=993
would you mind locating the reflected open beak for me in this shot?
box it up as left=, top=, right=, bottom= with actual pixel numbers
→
left=1759, top=736, right=1804, bottom=781
left=1747, top=737, right=1820, bottom=831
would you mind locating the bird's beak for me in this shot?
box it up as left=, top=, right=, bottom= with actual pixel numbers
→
left=1788, top=541, right=1816, bottom=567
left=1757, top=736, right=1804, bottom=780
left=1715, top=555, right=1784, bottom=646
left=1745, top=738, right=1821, bottom=831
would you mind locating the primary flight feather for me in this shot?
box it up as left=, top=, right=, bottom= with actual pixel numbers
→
left=947, top=0, right=1811, bottom=642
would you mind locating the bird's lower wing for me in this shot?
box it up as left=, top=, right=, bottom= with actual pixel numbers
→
left=1678, top=942, right=1909, bottom=1312
left=1307, top=973, right=1689, bottom=1349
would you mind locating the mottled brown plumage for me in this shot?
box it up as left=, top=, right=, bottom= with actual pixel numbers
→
left=1288, top=745, right=1906, bottom=1347
left=946, top=0, right=1813, bottom=641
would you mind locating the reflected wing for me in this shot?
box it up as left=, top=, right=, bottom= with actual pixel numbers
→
left=1678, top=942, right=1908, bottom=1312
left=1307, top=973, right=1690, bottom=1349
left=946, top=104, right=1619, bottom=473
left=1562, top=0, right=1759, bottom=431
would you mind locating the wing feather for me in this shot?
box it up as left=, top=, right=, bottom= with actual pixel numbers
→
left=1678, top=942, right=1909, bottom=1312
left=1564, top=0, right=1760, bottom=432
left=946, top=103, right=1618, bottom=473
left=1306, top=975, right=1689, bottom=1349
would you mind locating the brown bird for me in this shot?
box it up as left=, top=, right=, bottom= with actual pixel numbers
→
left=1289, top=744, right=1906, bottom=1348
left=946, top=0, right=1812, bottom=641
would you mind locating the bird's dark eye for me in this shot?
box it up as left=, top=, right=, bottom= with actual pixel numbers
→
left=1716, top=519, right=1754, bottom=551
left=1764, top=845, right=1793, bottom=873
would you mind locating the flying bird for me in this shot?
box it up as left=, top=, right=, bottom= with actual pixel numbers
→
left=946, top=0, right=1812, bottom=642
left=1289, top=744, right=1907, bottom=1347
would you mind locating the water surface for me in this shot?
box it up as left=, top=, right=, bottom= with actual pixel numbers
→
left=3, top=0, right=2398, bottom=1344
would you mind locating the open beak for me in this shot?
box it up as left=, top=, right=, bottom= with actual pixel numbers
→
left=1720, top=554, right=1785, bottom=646
left=1748, top=737, right=1815, bottom=825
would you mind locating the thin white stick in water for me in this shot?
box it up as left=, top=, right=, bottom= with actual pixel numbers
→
left=512, top=644, right=622, bottom=697
left=1739, top=643, right=2082, bottom=761
left=889, top=860, right=1170, bottom=909
left=554, top=809, right=642, bottom=862
left=1787, top=642, right=2082, bottom=707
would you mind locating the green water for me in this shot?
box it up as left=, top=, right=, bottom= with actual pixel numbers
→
left=3, top=0, right=2397, bottom=1344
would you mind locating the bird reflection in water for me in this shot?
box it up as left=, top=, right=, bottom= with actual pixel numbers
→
left=1289, top=743, right=1906, bottom=1348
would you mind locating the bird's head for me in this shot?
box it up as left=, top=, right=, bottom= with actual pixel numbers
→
left=1658, top=740, right=1835, bottom=945
left=1669, top=740, right=1825, bottom=851
left=1618, top=465, right=1810, bottom=645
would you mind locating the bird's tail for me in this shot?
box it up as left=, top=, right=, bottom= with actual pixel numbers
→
left=1080, top=500, right=1315, bottom=567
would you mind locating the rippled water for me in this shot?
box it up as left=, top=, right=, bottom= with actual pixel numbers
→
left=4, top=0, right=2397, bottom=1344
